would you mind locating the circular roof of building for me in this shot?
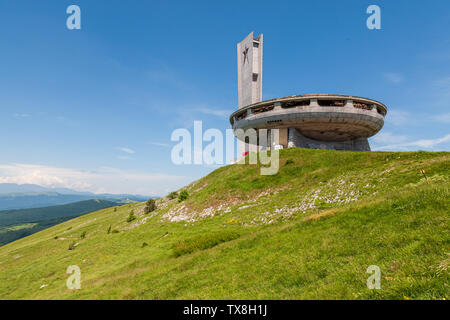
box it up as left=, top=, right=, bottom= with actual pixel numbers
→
left=230, top=94, right=388, bottom=121
left=230, top=94, right=388, bottom=142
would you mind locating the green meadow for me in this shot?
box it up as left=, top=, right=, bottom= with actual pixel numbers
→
left=0, top=149, right=448, bottom=299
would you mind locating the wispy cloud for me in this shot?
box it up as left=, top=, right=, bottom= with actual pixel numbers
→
left=386, top=110, right=450, bottom=126
left=426, top=76, right=450, bottom=108
left=0, top=164, right=188, bottom=196
left=13, top=113, right=31, bottom=118
left=374, top=134, right=450, bottom=151
left=430, top=113, right=450, bottom=124
left=148, top=142, right=170, bottom=147
left=371, top=132, right=408, bottom=145
left=147, top=63, right=192, bottom=91
left=433, top=76, right=450, bottom=90
left=117, top=155, right=133, bottom=160
left=116, top=147, right=136, bottom=154
left=386, top=109, right=411, bottom=126
left=384, top=72, right=404, bottom=84
left=196, top=108, right=232, bottom=118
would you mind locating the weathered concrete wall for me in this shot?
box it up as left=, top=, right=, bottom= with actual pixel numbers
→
left=237, top=32, right=263, bottom=108
left=278, top=128, right=288, bottom=148
left=232, top=100, right=385, bottom=142
left=288, top=128, right=371, bottom=151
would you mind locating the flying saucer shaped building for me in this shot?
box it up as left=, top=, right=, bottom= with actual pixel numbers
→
left=230, top=32, right=387, bottom=151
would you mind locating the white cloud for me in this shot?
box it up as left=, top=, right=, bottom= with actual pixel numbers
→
left=148, top=142, right=170, bottom=147
left=117, top=147, right=136, bottom=154
left=430, top=113, right=450, bottom=124
left=384, top=72, right=404, bottom=84
left=147, top=64, right=192, bottom=91
left=374, top=134, right=450, bottom=151
left=117, top=155, right=133, bottom=160
left=13, top=113, right=31, bottom=118
left=0, top=164, right=188, bottom=196
left=386, top=109, right=411, bottom=126
left=411, top=134, right=450, bottom=148
left=386, top=110, right=450, bottom=126
left=371, top=132, right=408, bottom=145
left=429, top=76, right=450, bottom=107
left=196, top=108, right=232, bottom=118
left=433, top=76, right=450, bottom=89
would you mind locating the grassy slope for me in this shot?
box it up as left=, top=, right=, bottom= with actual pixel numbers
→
left=0, top=149, right=448, bottom=300
left=0, top=200, right=118, bottom=245
left=0, top=216, right=78, bottom=246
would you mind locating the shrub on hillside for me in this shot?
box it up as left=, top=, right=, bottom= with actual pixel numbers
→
left=285, top=159, right=295, bottom=166
left=144, top=199, right=157, bottom=214
left=127, top=210, right=136, bottom=223
left=178, top=190, right=189, bottom=203
left=80, top=231, right=86, bottom=239
left=68, top=241, right=76, bottom=251
left=168, top=191, right=178, bottom=200
left=107, top=225, right=112, bottom=234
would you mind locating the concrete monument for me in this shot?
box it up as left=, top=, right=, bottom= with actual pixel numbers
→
left=230, top=32, right=387, bottom=152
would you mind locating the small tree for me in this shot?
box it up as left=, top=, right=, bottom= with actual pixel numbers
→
left=285, top=159, right=294, bottom=166
left=107, top=225, right=112, bottom=234
left=68, top=241, right=76, bottom=251
left=144, top=199, right=157, bottom=214
left=80, top=231, right=86, bottom=239
left=127, top=210, right=136, bottom=223
left=178, top=190, right=189, bottom=203
left=168, top=191, right=178, bottom=200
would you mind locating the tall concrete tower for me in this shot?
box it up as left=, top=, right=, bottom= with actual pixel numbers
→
left=237, top=32, right=263, bottom=109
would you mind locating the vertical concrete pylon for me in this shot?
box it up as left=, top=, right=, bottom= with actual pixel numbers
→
left=237, top=32, right=263, bottom=109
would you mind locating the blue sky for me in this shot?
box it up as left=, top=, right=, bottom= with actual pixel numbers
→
left=0, top=0, right=449, bottom=195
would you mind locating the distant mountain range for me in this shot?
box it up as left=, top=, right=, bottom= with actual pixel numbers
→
left=0, top=183, right=91, bottom=195
left=0, top=183, right=150, bottom=210
left=0, top=199, right=118, bottom=245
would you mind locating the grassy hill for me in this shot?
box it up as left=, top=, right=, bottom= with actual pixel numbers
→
left=0, top=149, right=448, bottom=300
left=0, top=200, right=118, bottom=245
